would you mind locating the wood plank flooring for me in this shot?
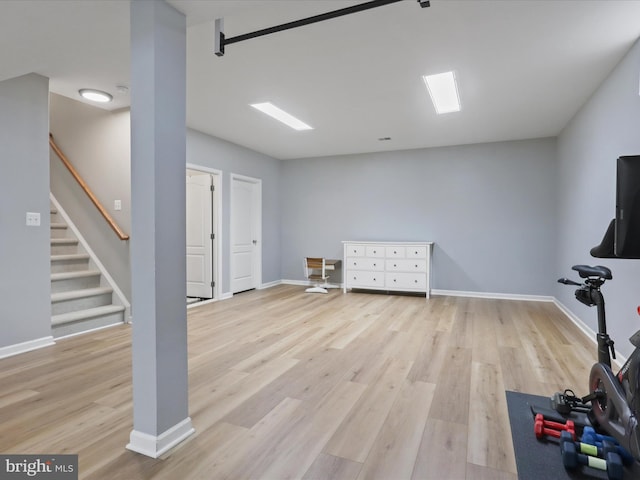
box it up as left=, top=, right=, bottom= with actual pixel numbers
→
left=0, top=285, right=599, bottom=479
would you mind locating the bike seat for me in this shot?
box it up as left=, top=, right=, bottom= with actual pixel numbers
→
left=572, top=264, right=612, bottom=280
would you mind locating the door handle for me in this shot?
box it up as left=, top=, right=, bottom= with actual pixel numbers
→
left=252, top=240, right=257, bottom=245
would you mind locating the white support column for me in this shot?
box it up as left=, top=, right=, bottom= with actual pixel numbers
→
left=127, top=0, right=194, bottom=458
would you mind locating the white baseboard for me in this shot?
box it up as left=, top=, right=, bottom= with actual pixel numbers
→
left=431, top=289, right=554, bottom=302
left=259, top=279, right=283, bottom=289
left=127, top=417, right=195, bottom=459
left=281, top=279, right=340, bottom=287
left=553, top=298, right=626, bottom=367
left=0, top=336, right=55, bottom=360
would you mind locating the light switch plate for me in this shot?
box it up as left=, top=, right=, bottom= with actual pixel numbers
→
left=114, top=200, right=122, bottom=211
left=26, top=212, right=40, bottom=226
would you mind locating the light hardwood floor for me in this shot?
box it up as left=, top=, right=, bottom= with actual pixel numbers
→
left=0, top=285, right=599, bottom=479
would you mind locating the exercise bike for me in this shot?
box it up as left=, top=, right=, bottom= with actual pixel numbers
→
left=558, top=264, right=640, bottom=462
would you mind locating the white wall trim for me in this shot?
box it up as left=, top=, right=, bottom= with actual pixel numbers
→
left=431, top=289, right=554, bottom=302
left=127, top=417, right=195, bottom=459
left=50, top=193, right=132, bottom=322
left=553, top=298, right=626, bottom=367
left=281, top=282, right=555, bottom=302
left=0, top=336, right=55, bottom=360
left=260, top=279, right=284, bottom=289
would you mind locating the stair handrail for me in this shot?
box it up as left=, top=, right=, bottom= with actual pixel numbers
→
left=49, top=133, right=129, bottom=241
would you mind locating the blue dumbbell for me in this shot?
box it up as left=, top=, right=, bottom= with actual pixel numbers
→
left=560, top=431, right=624, bottom=480
left=582, top=426, right=635, bottom=466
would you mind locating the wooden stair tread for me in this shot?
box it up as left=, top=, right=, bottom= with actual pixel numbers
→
left=51, top=287, right=113, bottom=303
left=51, top=270, right=101, bottom=281
left=51, top=253, right=90, bottom=262
left=52, top=305, right=125, bottom=326
left=51, top=238, right=78, bottom=245
left=50, top=223, right=67, bottom=229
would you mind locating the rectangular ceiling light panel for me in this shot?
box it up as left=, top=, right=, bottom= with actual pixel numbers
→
left=422, top=71, right=461, bottom=114
left=250, top=102, right=313, bottom=130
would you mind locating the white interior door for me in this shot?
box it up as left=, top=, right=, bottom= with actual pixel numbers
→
left=186, top=173, right=213, bottom=298
left=231, top=174, right=261, bottom=294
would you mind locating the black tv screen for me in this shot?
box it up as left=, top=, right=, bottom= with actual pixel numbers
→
left=615, top=155, right=640, bottom=258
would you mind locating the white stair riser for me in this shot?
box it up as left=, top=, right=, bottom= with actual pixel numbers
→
left=51, top=274, right=100, bottom=293
left=51, top=243, right=79, bottom=255
left=52, top=310, right=125, bottom=338
left=51, top=257, right=90, bottom=273
left=52, top=292, right=113, bottom=315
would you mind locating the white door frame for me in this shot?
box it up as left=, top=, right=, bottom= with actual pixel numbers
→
left=186, top=163, right=221, bottom=301
left=230, top=173, right=262, bottom=293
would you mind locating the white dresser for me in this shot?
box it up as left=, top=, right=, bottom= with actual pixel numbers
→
left=342, top=241, right=434, bottom=299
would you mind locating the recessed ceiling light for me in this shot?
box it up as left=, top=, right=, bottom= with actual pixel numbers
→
left=79, top=89, right=113, bottom=103
left=250, top=102, right=313, bottom=131
left=422, top=71, right=461, bottom=114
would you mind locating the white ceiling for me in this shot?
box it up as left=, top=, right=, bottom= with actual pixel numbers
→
left=1, top=0, right=640, bottom=160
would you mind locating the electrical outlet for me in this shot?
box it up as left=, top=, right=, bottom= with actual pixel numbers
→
left=114, top=200, right=122, bottom=211
left=26, top=212, right=40, bottom=226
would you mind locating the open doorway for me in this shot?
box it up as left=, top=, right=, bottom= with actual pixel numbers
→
left=186, top=166, right=221, bottom=305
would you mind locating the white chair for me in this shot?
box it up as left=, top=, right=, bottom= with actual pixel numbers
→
left=304, top=257, right=329, bottom=293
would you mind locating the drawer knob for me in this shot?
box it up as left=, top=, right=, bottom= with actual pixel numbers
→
left=393, top=250, right=397, bottom=254
left=394, top=264, right=397, bottom=267
left=393, top=279, right=397, bottom=282
left=415, top=264, right=418, bottom=268
left=414, top=280, right=418, bottom=283
left=373, top=250, right=377, bottom=254
left=415, top=251, right=418, bottom=254
left=373, top=278, right=376, bottom=281
left=373, top=263, right=376, bottom=267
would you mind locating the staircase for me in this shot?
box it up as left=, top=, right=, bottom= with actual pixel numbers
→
left=50, top=203, right=126, bottom=338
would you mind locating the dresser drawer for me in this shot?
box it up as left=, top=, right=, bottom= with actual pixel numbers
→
left=348, top=270, right=385, bottom=288
left=365, top=245, right=385, bottom=258
left=386, top=259, right=427, bottom=273
left=406, top=246, right=427, bottom=258
left=385, top=272, right=426, bottom=290
left=346, top=245, right=366, bottom=257
left=385, top=246, right=405, bottom=258
left=346, top=257, right=384, bottom=271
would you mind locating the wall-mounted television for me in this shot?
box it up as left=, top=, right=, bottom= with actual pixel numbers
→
left=615, top=155, right=640, bottom=258
left=591, top=155, right=640, bottom=259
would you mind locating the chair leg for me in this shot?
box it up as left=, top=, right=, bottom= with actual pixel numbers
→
left=305, top=286, right=328, bottom=294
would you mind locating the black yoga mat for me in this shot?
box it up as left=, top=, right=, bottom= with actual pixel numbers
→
left=505, top=390, right=640, bottom=480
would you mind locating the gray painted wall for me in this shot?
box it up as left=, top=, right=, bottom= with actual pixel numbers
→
left=187, top=128, right=282, bottom=293
left=50, top=93, right=131, bottom=301
left=0, top=73, right=51, bottom=348
left=281, top=138, right=558, bottom=296
left=49, top=98, right=284, bottom=299
left=556, top=39, right=640, bottom=359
